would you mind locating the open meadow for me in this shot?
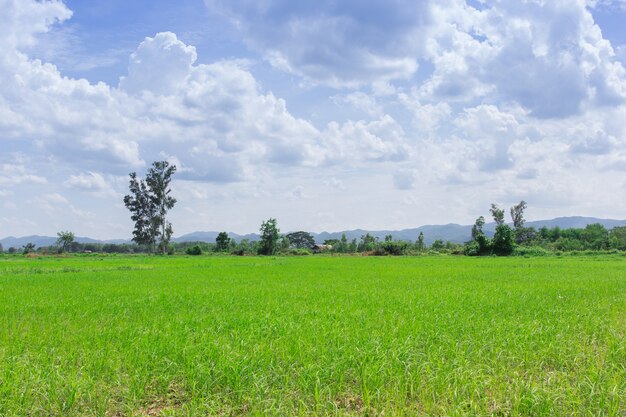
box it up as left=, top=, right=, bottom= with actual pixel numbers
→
left=0, top=254, right=624, bottom=416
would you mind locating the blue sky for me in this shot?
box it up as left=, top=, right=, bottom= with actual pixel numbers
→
left=1, top=0, right=626, bottom=239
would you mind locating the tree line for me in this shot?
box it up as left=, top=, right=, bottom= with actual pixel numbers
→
left=3, top=161, right=625, bottom=256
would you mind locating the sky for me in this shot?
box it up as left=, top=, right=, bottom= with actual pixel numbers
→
left=1, top=0, right=626, bottom=240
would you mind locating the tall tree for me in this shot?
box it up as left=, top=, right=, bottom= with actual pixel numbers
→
left=492, top=224, right=514, bottom=255
left=471, top=216, right=485, bottom=239
left=124, top=161, right=177, bottom=254
left=22, top=243, right=36, bottom=254
left=416, top=232, right=425, bottom=252
left=56, top=230, right=75, bottom=253
left=258, top=218, right=280, bottom=255
left=490, top=204, right=505, bottom=226
left=215, top=232, right=231, bottom=252
left=510, top=200, right=527, bottom=229
left=285, top=231, right=315, bottom=249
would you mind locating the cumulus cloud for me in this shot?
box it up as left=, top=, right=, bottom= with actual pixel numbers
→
left=0, top=162, right=47, bottom=186
left=119, top=32, right=197, bottom=95
left=205, top=0, right=430, bottom=87
left=64, top=171, right=110, bottom=191
left=2, top=0, right=626, bottom=238
left=420, top=0, right=626, bottom=118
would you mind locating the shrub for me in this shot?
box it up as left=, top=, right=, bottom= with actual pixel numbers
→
left=186, top=245, right=202, bottom=256
left=512, top=246, right=550, bottom=257
left=289, top=248, right=311, bottom=256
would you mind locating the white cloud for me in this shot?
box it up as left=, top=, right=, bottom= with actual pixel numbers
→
left=0, top=163, right=47, bottom=186
left=204, top=0, right=430, bottom=87
left=420, top=0, right=626, bottom=118
left=119, top=32, right=197, bottom=95
left=1, top=0, right=626, bottom=238
left=332, top=92, right=383, bottom=117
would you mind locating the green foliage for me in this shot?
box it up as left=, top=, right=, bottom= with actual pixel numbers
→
left=285, top=231, right=315, bottom=249
left=490, top=203, right=505, bottom=226
left=377, top=239, right=410, bottom=256
left=609, top=226, right=626, bottom=250
left=258, top=218, right=280, bottom=255
left=510, top=200, right=527, bottom=229
left=492, top=224, right=515, bottom=255
left=357, top=233, right=378, bottom=252
left=416, top=232, right=425, bottom=252
left=463, top=240, right=481, bottom=256
left=215, top=232, right=231, bottom=252
left=22, top=242, right=36, bottom=254
left=512, top=246, right=551, bottom=257
left=123, top=160, right=176, bottom=253
left=430, top=239, right=445, bottom=251
left=471, top=216, right=485, bottom=239
left=185, top=245, right=202, bottom=256
left=288, top=248, right=311, bottom=256
left=56, top=230, right=75, bottom=253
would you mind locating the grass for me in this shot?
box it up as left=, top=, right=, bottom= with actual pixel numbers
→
left=0, top=255, right=624, bottom=416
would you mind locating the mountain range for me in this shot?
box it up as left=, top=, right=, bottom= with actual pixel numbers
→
left=1, top=216, right=625, bottom=249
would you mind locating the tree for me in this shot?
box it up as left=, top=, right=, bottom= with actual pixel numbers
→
left=357, top=233, right=377, bottom=252
left=123, top=161, right=177, bottom=254
left=0, top=243, right=3, bottom=253
left=431, top=239, right=445, bottom=251
left=581, top=223, right=608, bottom=250
left=22, top=243, right=36, bottom=254
left=337, top=233, right=349, bottom=253
left=510, top=200, right=527, bottom=229
left=492, top=224, right=514, bottom=255
left=285, top=231, right=315, bottom=249
left=416, top=232, right=425, bottom=252
left=186, top=245, right=202, bottom=255
left=215, top=232, right=231, bottom=252
left=490, top=204, right=505, bottom=226
left=258, top=218, right=280, bottom=255
left=510, top=200, right=533, bottom=244
left=471, top=216, right=485, bottom=239
left=56, top=230, right=75, bottom=253
left=468, top=216, right=490, bottom=255
left=609, top=226, right=626, bottom=250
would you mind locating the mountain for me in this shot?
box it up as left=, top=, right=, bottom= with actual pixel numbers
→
left=172, top=231, right=260, bottom=243
left=0, top=235, right=130, bottom=249
left=2, top=217, right=625, bottom=249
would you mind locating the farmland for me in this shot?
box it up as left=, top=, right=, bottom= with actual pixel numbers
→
left=0, top=255, right=624, bottom=416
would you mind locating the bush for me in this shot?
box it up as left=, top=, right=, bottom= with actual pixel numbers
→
left=289, top=248, right=311, bottom=256
left=492, top=224, right=514, bottom=256
left=186, top=245, right=202, bottom=256
left=464, top=240, right=481, bottom=256
left=512, top=246, right=550, bottom=257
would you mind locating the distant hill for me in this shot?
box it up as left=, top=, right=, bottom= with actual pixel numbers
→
left=0, top=235, right=129, bottom=249
left=2, top=216, right=625, bottom=249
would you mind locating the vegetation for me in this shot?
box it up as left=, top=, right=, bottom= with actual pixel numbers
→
left=185, top=245, right=202, bottom=255
left=285, top=231, right=315, bottom=249
left=55, top=230, right=75, bottom=253
left=0, top=255, right=623, bottom=416
left=258, top=218, right=280, bottom=255
left=215, top=232, right=231, bottom=252
left=123, top=160, right=177, bottom=254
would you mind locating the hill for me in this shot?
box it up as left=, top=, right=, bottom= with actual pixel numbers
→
left=2, top=216, right=625, bottom=249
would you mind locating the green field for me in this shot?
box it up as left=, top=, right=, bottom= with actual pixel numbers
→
left=0, top=255, right=624, bottom=416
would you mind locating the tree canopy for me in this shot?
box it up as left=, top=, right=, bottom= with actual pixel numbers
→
left=123, top=161, right=177, bottom=254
